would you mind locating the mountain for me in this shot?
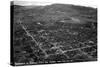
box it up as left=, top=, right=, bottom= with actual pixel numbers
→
left=12, top=4, right=97, bottom=24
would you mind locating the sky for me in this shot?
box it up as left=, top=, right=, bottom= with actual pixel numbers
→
left=13, top=0, right=97, bottom=8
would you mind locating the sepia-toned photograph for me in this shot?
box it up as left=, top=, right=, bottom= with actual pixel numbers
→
left=10, top=0, right=97, bottom=66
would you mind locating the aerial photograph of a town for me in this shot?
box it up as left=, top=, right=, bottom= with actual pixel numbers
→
left=11, top=0, right=97, bottom=66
